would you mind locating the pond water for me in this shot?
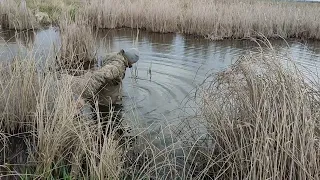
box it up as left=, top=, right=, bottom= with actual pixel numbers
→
left=1, top=27, right=320, bottom=127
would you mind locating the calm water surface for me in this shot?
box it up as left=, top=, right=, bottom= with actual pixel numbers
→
left=1, top=27, right=320, bottom=126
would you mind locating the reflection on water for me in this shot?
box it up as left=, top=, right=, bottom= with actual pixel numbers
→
left=1, top=27, right=320, bottom=125
left=0, top=28, right=59, bottom=62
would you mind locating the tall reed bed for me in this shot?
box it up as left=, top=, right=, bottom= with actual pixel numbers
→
left=197, top=45, right=320, bottom=179
left=0, top=0, right=38, bottom=30
left=3, top=0, right=320, bottom=39
left=80, top=0, right=320, bottom=40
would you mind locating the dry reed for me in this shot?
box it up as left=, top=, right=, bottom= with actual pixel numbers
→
left=197, top=44, right=320, bottom=179
left=0, top=55, right=215, bottom=179
left=29, top=71, right=125, bottom=178
left=0, top=0, right=38, bottom=30
left=0, top=57, right=126, bottom=179
left=3, top=0, right=320, bottom=40
left=1, top=5, right=320, bottom=176
left=59, top=15, right=96, bottom=71
left=80, top=0, right=320, bottom=40
left=0, top=59, right=39, bottom=133
left=26, top=0, right=80, bottom=24
left=1, top=43, right=320, bottom=179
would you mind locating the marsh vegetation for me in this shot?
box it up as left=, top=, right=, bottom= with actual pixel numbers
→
left=0, top=0, right=320, bottom=179
left=1, top=0, right=320, bottom=39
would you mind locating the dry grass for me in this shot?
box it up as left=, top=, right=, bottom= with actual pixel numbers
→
left=0, top=57, right=126, bottom=179
left=2, top=0, right=320, bottom=40
left=1, top=5, right=320, bottom=176
left=58, top=15, right=96, bottom=71
left=26, top=0, right=81, bottom=24
left=197, top=44, right=320, bottom=179
left=1, top=40, right=320, bottom=179
left=0, top=55, right=214, bottom=179
left=29, top=73, right=125, bottom=178
left=0, top=0, right=79, bottom=29
left=0, top=0, right=38, bottom=30
left=0, top=59, right=39, bottom=133
left=80, top=0, right=320, bottom=40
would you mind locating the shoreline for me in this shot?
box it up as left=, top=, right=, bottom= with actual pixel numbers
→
left=0, top=0, right=320, bottom=179
left=1, top=0, right=320, bottom=41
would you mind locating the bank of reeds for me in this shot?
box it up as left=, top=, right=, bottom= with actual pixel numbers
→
left=0, top=0, right=38, bottom=30
left=197, top=45, right=320, bottom=179
left=2, top=0, right=320, bottom=40
left=80, top=0, right=320, bottom=40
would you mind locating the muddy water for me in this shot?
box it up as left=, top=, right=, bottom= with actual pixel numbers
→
left=1, top=27, right=320, bottom=126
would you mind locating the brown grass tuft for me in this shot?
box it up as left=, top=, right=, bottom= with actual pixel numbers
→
left=58, top=15, right=96, bottom=71
left=0, top=59, right=39, bottom=133
left=198, top=46, right=320, bottom=179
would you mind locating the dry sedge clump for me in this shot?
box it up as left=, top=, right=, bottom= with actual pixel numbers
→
left=199, top=50, right=320, bottom=179
left=59, top=21, right=96, bottom=71
left=0, top=59, right=39, bottom=133
left=0, top=0, right=38, bottom=30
